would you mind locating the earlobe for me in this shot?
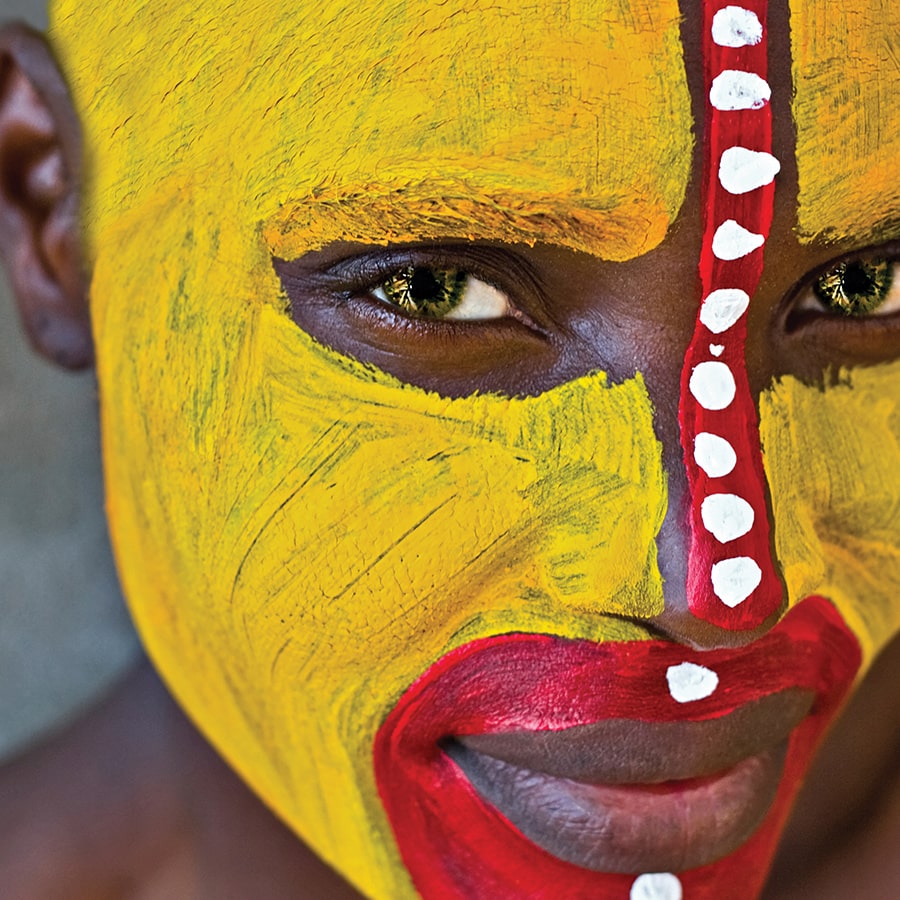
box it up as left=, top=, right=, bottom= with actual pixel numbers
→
left=0, top=23, right=92, bottom=370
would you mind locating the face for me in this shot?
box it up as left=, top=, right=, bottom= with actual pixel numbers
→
left=51, top=0, right=900, bottom=897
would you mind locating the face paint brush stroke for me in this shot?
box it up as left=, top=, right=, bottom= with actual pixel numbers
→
left=679, top=0, right=781, bottom=630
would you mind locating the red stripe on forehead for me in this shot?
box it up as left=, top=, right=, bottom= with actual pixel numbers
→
left=679, top=1, right=783, bottom=630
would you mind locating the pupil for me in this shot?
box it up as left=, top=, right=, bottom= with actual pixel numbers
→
left=841, top=262, right=874, bottom=296
left=410, top=268, right=442, bottom=302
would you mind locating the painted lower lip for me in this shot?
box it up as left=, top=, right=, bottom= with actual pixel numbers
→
left=444, top=738, right=788, bottom=873
left=374, top=597, right=861, bottom=899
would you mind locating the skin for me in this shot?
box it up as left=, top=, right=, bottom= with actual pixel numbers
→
left=0, top=1, right=899, bottom=897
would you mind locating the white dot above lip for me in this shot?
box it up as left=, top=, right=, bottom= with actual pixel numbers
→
left=709, top=343, right=725, bottom=357
left=710, top=69, right=772, bottom=111
left=694, top=432, right=737, bottom=478
left=719, top=146, right=781, bottom=194
left=666, top=662, right=719, bottom=704
left=701, top=493, right=756, bottom=543
left=712, top=219, right=766, bottom=260
left=689, top=361, right=736, bottom=411
left=712, top=6, right=764, bottom=48
left=711, top=556, right=763, bottom=608
left=700, top=288, right=750, bottom=334
left=631, top=872, right=683, bottom=900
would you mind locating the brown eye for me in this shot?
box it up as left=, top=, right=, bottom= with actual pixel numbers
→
left=371, top=266, right=512, bottom=320
left=811, top=258, right=896, bottom=316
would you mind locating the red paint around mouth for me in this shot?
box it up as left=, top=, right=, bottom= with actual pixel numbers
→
left=374, top=597, right=860, bottom=899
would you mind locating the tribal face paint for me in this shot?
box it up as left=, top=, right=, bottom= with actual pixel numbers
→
left=679, top=0, right=782, bottom=631
left=790, top=0, right=900, bottom=245
left=48, top=0, right=900, bottom=898
left=51, top=2, right=690, bottom=897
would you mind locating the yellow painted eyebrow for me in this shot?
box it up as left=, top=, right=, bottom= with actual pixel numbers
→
left=263, top=169, right=679, bottom=262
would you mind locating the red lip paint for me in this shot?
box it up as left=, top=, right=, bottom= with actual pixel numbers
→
left=375, top=597, right=859, bottom=898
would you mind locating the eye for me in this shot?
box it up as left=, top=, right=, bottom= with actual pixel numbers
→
left=370, top=265, right=512, bottom=320
left=272, top=244, right=552, bottom=398
left=796, top=255, right=900, bottom=318
left=778, top=244, right=900, bottom=369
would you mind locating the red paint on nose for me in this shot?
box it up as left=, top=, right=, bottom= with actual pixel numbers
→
left=679, top=0, right=782, bottom=630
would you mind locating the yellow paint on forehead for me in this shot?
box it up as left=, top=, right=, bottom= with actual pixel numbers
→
left=790, top=0, right=900, bottom=243
left=760, top=361, right=900, bottom=670
left=52, top=0, right=692, bottom=262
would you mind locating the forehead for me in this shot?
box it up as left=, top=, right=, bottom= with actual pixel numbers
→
left=52, top=0, right=900, bottom=257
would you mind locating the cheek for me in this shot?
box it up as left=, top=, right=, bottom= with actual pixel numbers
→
left=760, top=362, right=900, bottom=666
left=237, top=305, right=670, bottom=690
left=92, top=199, right=673, bottom=896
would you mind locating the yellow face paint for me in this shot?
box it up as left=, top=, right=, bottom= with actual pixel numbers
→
left=786, top=0, right=900, bottom=668
left=51, top=1, right=687, bottom=895
left=760, top=361, right=900, bottom=668
left=89, top=198, right=665, bottom=897
left=791, top=0, right=900, bottom=243
left=53, top=0, right=692, bottom=263
left=48, top=0, right=900, bottom=895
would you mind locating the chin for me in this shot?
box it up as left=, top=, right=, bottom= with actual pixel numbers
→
left=374, top=596, right=860, bottom=899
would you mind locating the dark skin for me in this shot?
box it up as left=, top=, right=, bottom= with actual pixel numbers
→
left=1, top=4, right=899, bottom=895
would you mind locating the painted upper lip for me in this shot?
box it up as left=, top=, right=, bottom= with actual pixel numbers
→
left=452, top=687, right=814, bottom=784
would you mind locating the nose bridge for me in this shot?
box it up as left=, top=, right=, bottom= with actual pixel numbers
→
left=652, top=0, right=786, bottom=648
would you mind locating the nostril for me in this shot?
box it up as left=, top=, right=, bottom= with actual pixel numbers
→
left=650, top=602, right=783, bottom=652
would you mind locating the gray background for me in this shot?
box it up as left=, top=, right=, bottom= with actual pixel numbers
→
left=0, top=0, right=139, bottom=762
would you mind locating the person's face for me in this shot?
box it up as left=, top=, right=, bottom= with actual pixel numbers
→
left=51, top=0, right=899, bottom=896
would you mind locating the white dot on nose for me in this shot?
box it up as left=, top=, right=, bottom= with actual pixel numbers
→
left=701, top=493, right=755, bottom=543
left=709, top=69, right=772, bottom=111
left=711, top=6, right=764, bottom=48
left=712, top=219, right=766, bottom=260
left=689, top=361, right=737, bottom=411
left=700, top=288, right=750, bottom=334
left=694, top=432, right=738, bottom=478
left=719, top=146, right=781, bottom=194
left=711, top=556, right=763, bottom=608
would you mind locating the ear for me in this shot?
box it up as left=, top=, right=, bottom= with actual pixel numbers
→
left=0, top=23, right=92, bottom=370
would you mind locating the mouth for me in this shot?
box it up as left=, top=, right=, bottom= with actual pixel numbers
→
left=444, top=740, right=788, bottom=874
left=374, top=597, right=861, bottom=899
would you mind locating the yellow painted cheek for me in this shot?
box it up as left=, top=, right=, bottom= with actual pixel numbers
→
left=91, top=194, right=667, bottom=898
left=790, top=0, right=900, bottom=243
left=760, top=361, right=900, bottom=670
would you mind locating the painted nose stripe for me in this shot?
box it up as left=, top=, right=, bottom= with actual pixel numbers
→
left=678, top=0, right=782, bottom=630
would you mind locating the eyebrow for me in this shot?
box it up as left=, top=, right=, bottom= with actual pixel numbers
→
left=261, top=177, right=678, bottom=263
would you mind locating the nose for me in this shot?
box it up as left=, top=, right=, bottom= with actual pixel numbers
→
left=649, top=430, right=786, bottom=650
left=645, top=0, right=788, bottom=650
